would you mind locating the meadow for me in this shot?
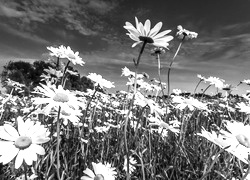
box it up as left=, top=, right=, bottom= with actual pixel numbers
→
left=0, top=17, right=250, bottom=180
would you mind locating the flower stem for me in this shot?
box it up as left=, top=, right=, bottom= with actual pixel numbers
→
left=56, top=57, right=60, bottom=70
left=24, top=163, right=28, bottom=180
left=61, top=60, right=71, bottom=87
left=201, top=84, right=212, bottom=99
left=133, top=41, right=147, bottom=95
left=157, top=54, right=165, bottom=97
left=194, top=79, right=203, bottom=94
left=167, top=37, right=185, bottom=98
left=124, top=41, right=147, bottom=180
left=56, top=106, right=61, bottom=180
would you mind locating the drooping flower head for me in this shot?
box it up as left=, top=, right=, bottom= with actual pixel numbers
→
left=176, top=25, right=198, bottom=40
left=124, top=17, right=173, bottom=48
left=0, top=117, right=50, bottom=169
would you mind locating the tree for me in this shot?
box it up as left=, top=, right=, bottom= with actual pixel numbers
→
left=1, top=60, right=95, bottom=96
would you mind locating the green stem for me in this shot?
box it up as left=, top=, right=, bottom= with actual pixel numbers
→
left=199, top=147, right=229, bottom=180
left=125, top=41, right=147, bottom=180
left=133, top=41, right=147, bottom=95
left=61, top=60, right=71, bottom=87
left=24, top=163, right=28, bottom=180
left=56, top=106, right=62, bottom=180
left=194, top=79, right=203, bottom=94
left=201, top=84, right=212, bottom=99
left=241, top=161, right=250, bottom=180
left=157, top=54, right=165, bottom=98
left=167, top=37, right=185, bottom=98
left=56, top=57, right=60, bottom=70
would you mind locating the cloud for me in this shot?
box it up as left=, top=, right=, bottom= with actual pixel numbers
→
left=0, top=3, right=24, bottom=17
left=85, top=0, right=119, bottom=14
left=0, top=0, right=121, bottom=37
left=0, top=23, right=48, bottom=45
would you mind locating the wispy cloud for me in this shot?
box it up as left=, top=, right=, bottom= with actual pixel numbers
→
left=0, top=3, right=24, bottom=17
left=0, top=0, right=120, bottom=37
left=0, top=23, right=49, bottom=45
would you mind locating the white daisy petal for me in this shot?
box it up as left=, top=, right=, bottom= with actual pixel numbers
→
left=0, top=145, right=19, bottom=165
left=144, top=19, right=151, bottom=35
left=124, top=17, right=173, bottom=48
left=0, top=141, right=15, bottom=155
left=3, top=124, right=19, bottom=139
left=0, top=127, right=16, bottom=141
left=30, top=144, right=45, bottom=155
left=81, top=176, right=94, bottom=180
left=83, top=168, right=95, bottom=178
left=148, top=22, right=163, bottom=37
left=153, top=29, right=172, bottom=39
left=15, top=150, right=25, bottom=169
left=23, top=148, right=34, bottom=165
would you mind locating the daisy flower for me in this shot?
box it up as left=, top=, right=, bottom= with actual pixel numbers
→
left=81, top=162, right=117, bottom=180
left=64, top=46, right=85, bottom=66
left=151, top=47, right=166, bottom=56
left=0, top=117, right=50, bottom=169
left=47, top=45, right=68, bottom=58
left=222, top=121, right=250, bottom=148
left=176, top=25, right=198, bottom=40
left=33, top=84, right=81, bottom=115
left=47, top=45, right=85, bottom=66
left=124, top=17, right=173, bottom=48
left=51, top=107, right=82, bottom=126
left=172, top=96, right=208, bottom=111
left=241, top=79, right=250, bottom=85
left=123, top=155, right=137, bottom=175
left=121, top=66, right=135, bottom=77
left=198, top=121, right=250, bottom=164
left=172, top=88, right=182, bottom=95
left=197, top=74, right=206, bottom=81
left=87, top=73, right=115, bottom=89
left=221, top=84, right=234, bottom=91
left=148, top=116, right=180, bottom=134
left=236, top=102, right=250, bottom=114
left=205, top=76, right=225, bottom=89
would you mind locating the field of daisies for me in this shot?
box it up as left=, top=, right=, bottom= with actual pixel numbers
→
left=1, top=17, right=250, bottom=180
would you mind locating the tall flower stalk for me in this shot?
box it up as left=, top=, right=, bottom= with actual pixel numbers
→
left=152, top=47, right=166, bottom=95
left=124, top=42, right=147, bottom=180
left=167, top=25, right=198, bottom=98
left=123, top=16, right=173, bottom=180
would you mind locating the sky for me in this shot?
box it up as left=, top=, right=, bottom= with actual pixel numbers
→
left=1, top=0, right=250, bottom=95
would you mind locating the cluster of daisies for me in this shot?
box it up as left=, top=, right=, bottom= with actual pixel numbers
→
left=0, top=16, right=250, bottom=180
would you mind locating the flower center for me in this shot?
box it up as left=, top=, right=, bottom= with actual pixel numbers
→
left=94, top=174, right=104, bottom=180
left=61, top=110, right=71, bottom=116
left=15, top=136, right=32, bottom=150
left=236, top=134, right=250, bottom=148
left=139, top=36, right=154, bottom=43
left=53, top=93, right=69, bottom=103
